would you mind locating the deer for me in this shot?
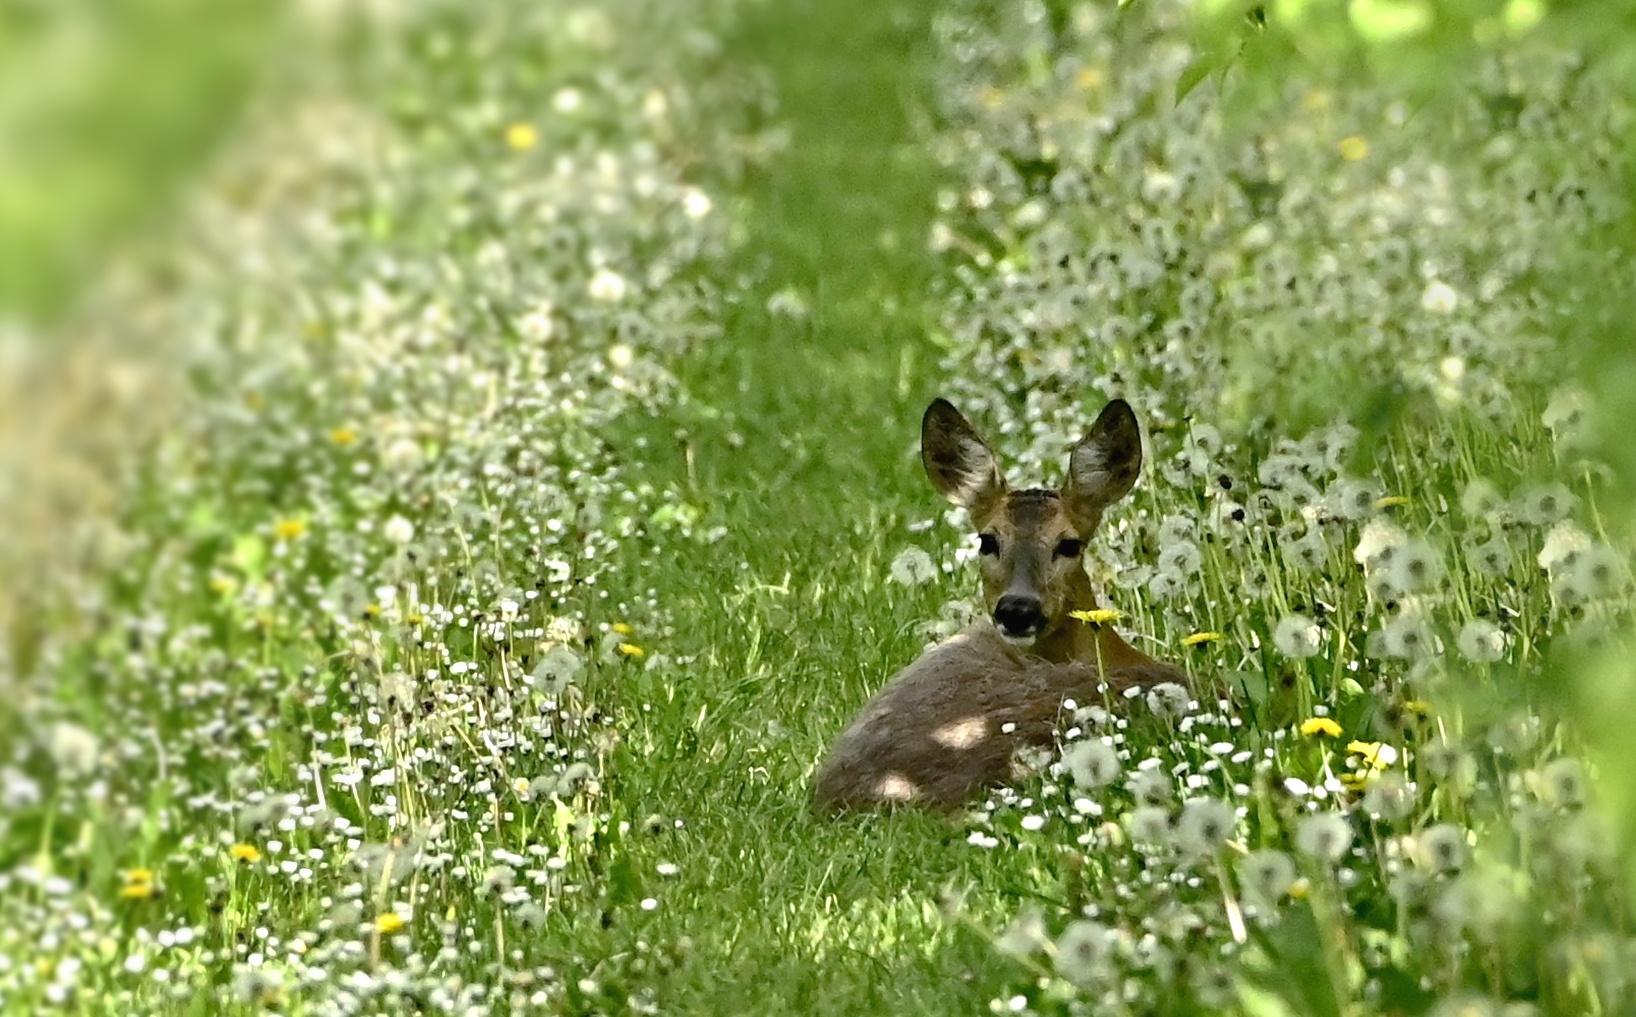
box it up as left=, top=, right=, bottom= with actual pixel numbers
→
left=813, top=397, right=1187, bottom=813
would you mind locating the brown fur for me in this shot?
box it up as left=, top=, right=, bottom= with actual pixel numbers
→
left=814, top=399, right=1187, bottom=813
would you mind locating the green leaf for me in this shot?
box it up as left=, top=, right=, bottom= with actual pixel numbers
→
left=1243, top=902, right=1343, bottom=1017
left=231, top=533, right=265, bottom=583
left=1176, top=53, right=1217, bottom=102
left=606, top=847, right=642, bottom=905
left=1230, top=669, right=1271, bottom=708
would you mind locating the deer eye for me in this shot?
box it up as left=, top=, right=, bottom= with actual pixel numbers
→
left=977, top=533, right=1000, bottom=556
left=1054, top=538, right=1084, bottom=558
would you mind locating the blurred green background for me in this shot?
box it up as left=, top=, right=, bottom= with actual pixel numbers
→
left=0, top=0, right=283, bottom=322
left=1187, top=0, right=1636, bottom=870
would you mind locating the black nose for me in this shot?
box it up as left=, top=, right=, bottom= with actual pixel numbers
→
left=994, top=594, right=1045, bottom=636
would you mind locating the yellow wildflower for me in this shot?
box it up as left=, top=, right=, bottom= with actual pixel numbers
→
left=1400, top=700, right=1432, bottom=717
left=1289, top=877, right=1312, bottom=899
left=375, top=912, right=406, bottom=934
left=1338, top=136, right=1370, bottom=161
left=610, top=622, right=633, bottom=635
left=1374, top=495, right=1410, bottom=510
left=1070, top=608, right=1124, bottom=625
left=1181, top=631, right=1224, bottom=647
left=329, top=426, right=358, bottom=446
left=505, top=122, right=539, bottom=151
left=230, top=844, right=262, bottom=863
left=1075, top=67, right=1105, bottom=90
left=1340, top=771, right=1372, bottom=792
left=273, top=518, right=307, bottom=541
left=1300, top=717, right=1343, bottom=738
left=406, top=612, right=425, bottom=626
left=1347, top=740, right=1397, bottom=769
left=362, top=604, right=382, bottom=620
left=617, top=643, right=645, bottom=659
left=120, top=869, right=157, bottom=899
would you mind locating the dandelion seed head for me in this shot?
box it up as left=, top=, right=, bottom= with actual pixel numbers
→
left=1053, top=920, right=1115, bottom=987
left=889, top=547, right=939, bottom=586
left=1239, top=849, right=1297, bottom=905
left=1062, top=738, right=1121, bottom=790
left=1457, top=619, right=1508, bottom=663
left=1295, top=812, right=1353, bottom=862
left=1174, top=798, right=1235, bottom=856
left=1273, top=614, right=1323, bottom=658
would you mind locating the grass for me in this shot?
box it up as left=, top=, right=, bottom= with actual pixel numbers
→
left=580, top=1, right=1050, bottom=1009
left=2, top=0, right=1634, bottom=1014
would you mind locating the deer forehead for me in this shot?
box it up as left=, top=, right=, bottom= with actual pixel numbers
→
left=980, top=489, right=1077, bottom=541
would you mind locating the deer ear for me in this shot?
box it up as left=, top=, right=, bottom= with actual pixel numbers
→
left=922, top=399, right=1007, bottom=520
left=1062, top=399, right=1142, bottom=528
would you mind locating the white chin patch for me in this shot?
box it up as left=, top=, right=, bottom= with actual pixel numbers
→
left=999, top=630, right=1038, bottom=648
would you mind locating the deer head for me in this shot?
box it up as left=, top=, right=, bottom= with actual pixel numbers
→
left=920, top=398, right=1142, bottom=649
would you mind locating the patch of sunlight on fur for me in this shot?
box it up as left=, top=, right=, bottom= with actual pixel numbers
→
left=930, top=715, right=987, bottom=750
left=874, top=773, right=917, bottom=801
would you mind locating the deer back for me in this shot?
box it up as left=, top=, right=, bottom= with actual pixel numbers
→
left=813, top=625, right=1183, bottom=812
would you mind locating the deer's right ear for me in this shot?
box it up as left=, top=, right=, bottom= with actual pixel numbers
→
left=1062, top=398, right=1142, bottom=528
left=922, top=399, right=1007, bottom=519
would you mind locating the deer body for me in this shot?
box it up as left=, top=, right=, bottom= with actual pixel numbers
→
left=814, top=399, right=1186, bottom=813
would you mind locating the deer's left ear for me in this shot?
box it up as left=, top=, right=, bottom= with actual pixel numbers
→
left=1061, top=399, right=1142, bottom=529
left=922, top=398, right=1008, bottom=522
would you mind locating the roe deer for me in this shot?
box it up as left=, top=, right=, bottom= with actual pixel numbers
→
left=814, top=398, right=1187, bottom=812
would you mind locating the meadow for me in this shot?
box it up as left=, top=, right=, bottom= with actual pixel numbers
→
left=2, top=0, right=1633, bottom=1014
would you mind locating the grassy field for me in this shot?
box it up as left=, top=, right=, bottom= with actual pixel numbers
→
left=2, top=0, right=1634, bottom=1014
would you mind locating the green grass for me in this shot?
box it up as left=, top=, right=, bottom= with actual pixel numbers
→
left=574, top=2, right=1046, bottom=1009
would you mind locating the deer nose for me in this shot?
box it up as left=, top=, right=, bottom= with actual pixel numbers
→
left=994, top=594, right=1045, bottom=637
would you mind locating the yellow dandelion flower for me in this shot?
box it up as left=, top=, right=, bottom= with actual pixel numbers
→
left=1340, top=771, right=1372, bottom=792
left=1289, top=877, right=1312, bottom=899
left=1070, top=608, right=1124, bottom=625
left=124, top=868, right=155, bottom=885
left=1182, top=631, right=1224, bottom=647
left=505, top=122, right=539, bottom=151
left=1075, top=66, right=1105, bottom=90
left=1300, top=717, right=1343, bottom=738
left=1347, top=740, right=1397, bottom=769
left=375, top=912, right=406, bottom=934
left=120, top=882, right=158, bottom=900
left=405, top=612, right=425, bottom=626
left=617, top=643, right=645, bottom=659
left=273, top=518, right=307, bottom=541
left=230, top=844, right=262, bottom=863
left=1338, top=136, right=1370, bottom=161
left=329, top=426, right=358, bottom=446
left=362, top=604, right=381, bottom=620
left=610, top=622, right=633, bottom=635
left=1374, top=495, right=1410, bottom=509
